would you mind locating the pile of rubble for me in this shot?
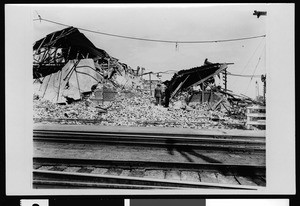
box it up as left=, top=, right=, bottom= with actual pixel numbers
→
left=33, top=91, right=246, bottom=130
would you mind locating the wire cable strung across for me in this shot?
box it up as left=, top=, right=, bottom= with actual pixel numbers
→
left=229, top=38, right=265, bottom=92
left=33, top=17, right=266, bottom=44
left=244, top=45, right=265, bottom=94
left=227, top=73, right=262, bottom=78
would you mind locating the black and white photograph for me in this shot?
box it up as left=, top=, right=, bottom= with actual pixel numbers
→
left=5, top=3, right=295, bottom=195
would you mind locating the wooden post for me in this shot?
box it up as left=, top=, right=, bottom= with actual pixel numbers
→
left=199, top=90, right=201, bottom=103
left=223, top=68, right=227, bottom=92
left=56, top=70, right=63, bottom=102
left=263, top=81, right=266, bottom=103
left=262, top=75, right=266, bottom=104
left=208, top=89, right=212, bottom=106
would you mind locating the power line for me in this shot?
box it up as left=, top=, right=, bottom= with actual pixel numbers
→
left=227, top=72, right=262, bottom=78
left=244, top=45, right=265, bottom=94
left=250, top=56, right=263, bottom=82
left=230, top=38, right=265, bottom=89
left=33, top=17, right=266, bottom=44
left=239, top=38, right=265, bottom=76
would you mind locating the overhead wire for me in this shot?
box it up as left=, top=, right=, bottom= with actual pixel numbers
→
left=244, top=43, right=265, bottom=94
left=229, top=38, right=265, bottom=90
left=227, top=72, right=262, bottom=78
left=237, top=38, right=265, bottom=76
left=33, top=15, right=267, bottom=96
left=33, top=17, right=266, bottom=44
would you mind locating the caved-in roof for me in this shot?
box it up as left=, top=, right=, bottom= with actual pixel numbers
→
left=33, top=26, right=110, bottom=60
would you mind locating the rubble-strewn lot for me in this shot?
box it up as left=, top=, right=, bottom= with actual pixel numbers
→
left=33, top=91, right=246, bottom=130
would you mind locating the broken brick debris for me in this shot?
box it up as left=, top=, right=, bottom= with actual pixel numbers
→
left=33, top=89, right=246, bottom=130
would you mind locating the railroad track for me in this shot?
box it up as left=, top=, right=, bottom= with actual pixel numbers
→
left=33, top=124, right=266, bottom=189
left=33, top=157, right=265, bottom=189
left=33, top=124, right=265, bottom=152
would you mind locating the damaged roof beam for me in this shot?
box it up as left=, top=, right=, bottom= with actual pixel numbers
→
left=36, top=37, right=47, bottom=54
left=190, top=63, right=229, bottom=88
left=43, top=27, right=76, bottom=48
left=171, top=75, right=190, bottom=99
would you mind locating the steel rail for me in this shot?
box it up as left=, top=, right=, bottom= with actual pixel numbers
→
left=33, top=124, right=265, bottom=138
left=33, top=130, right=265, bottom=141
left=33, top=170, right=261, bottom=190
left=33, top=180, right=177, bottom=189
left=33, top=130, right=265, bottom=152
left=33, top=125, right=266, bottom=189
left=34, top=157, right=265, bottom=176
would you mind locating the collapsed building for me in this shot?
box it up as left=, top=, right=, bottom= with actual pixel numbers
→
left=33, top=26, right=143, bottom=103
left=164, top=59, right=264, bottom=116
left=32, top=27, right=265, bottom=130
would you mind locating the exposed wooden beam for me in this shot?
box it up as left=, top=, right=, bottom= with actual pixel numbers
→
left=171, top=75, right=190, bottom=99
left=190, top=64, right=228, bottom=88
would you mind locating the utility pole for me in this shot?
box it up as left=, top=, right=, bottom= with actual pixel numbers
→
left=222, top=68, right=227, bottom=92
left=261, top=74, right=266, bottom=104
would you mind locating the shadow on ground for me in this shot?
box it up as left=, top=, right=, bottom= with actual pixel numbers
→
left=165, top=139, right=222, bottom=163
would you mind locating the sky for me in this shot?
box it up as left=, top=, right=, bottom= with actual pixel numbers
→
left=32, top=4, right=267, bottom=99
